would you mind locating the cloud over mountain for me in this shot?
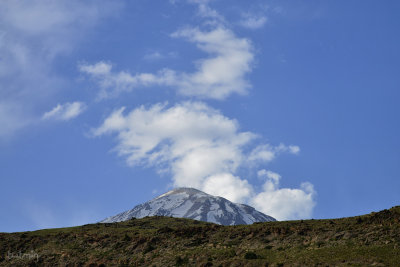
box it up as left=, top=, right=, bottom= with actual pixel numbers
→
left=94, top=102, right=315, bottom=220
left=80, top=0, right=317, bottom=220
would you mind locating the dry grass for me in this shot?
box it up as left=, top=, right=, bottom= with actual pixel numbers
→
left=0, top=206, right=399, bottom=266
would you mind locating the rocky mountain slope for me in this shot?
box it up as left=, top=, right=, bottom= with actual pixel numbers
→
left=101, top=187, right=276, bottom=225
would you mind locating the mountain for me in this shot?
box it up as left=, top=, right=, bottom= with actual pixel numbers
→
left=101, top=187, right=276, bottom=225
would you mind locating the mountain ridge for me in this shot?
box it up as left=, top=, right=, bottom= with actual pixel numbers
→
left=101, top=187, right=276, bottom=225
left=1, top=206, right=399, bottom=266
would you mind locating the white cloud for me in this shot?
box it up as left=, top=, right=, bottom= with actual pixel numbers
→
left=248, top=143, right=300, bottom=163
left=143, top=51, right=178, bottom=61
left=81, top=25, right=254, bottom=100
left=202, top=173, right=253, bottom=203
left=249, top=144, right=276, bottom=162
left=42, top=102, right=86, bottom=121
left=171, top=26, right=253, bottom=99
left=239, top=13, right=268, bottom=30
left=262, top=170, right=281, bottom=183
left=288, top=145, right=300, bottom=154
left=94, top=101, right=255, bottom=188
left=79, top=61, right=112, bottom=76
left=194, top=2, right=225, bottom=24
left=251, top=169, right=316, bottom=220
left=79, top=61, right=176, bottom=100
left=94, top=102, right=314, bottom=219
left=0, top=0, right=120, bottom=138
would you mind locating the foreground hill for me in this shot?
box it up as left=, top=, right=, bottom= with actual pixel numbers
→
left=101, top=188, right=276, bottom=225
left=0, top=206, right=399, bottom=266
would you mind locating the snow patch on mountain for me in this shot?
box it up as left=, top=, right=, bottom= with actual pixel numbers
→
left=101, top=188, right=276, bottom=225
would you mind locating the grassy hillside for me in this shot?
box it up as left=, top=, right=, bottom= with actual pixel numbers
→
left=0, top=206, right=399, bottom=266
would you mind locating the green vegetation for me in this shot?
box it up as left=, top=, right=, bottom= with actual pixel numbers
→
left=0, top=206, right=399, bottom=266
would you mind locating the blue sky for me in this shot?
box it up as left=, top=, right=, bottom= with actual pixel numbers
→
left=0, top=0, right=399, bottom=232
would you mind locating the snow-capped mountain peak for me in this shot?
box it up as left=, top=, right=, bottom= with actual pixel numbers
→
left=101, top=188, right=276, bottom=225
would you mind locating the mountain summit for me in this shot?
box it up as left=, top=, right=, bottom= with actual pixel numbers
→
left=101, top=187, right=276, bottom=225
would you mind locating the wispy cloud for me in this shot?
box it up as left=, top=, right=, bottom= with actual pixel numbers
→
left=79, top=62, right=176, bottom=100
left=143, top=51, right=178, bottom=61
left=239, top=13, right=268, bottom=30
left=171, top=26, right=253, bottom=99
left=93, top=102, right=314, bottom=219
left=193, top=1, right=225, bottom=24
left=42, top=102, right=86, bottom=121
left=143, top=52, right=163, bottom=61
left=249, top=143, right=300, bottom=163
left=80, top=25, right=253, bottom=100
left=0, top=0, right=121, bottom=138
